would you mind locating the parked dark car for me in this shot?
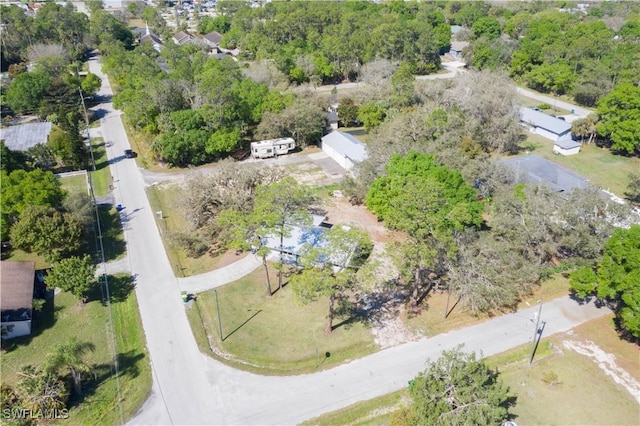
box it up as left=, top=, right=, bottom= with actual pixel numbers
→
left=124, top=149, right=134, bottom=158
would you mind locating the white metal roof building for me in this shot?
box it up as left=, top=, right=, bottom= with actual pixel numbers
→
left=520, top=107, right=581, bottom=155
left=320, top=131, right=368, bottom=171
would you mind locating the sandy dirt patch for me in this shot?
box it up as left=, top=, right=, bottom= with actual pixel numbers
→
left=563, top=339, right=640, bottom=404
left=323, top=196, right=405, bottom=244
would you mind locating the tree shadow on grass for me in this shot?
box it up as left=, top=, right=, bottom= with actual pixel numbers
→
left=330, top=298, right=370, bottom=332
left=98, top=206, right=127, bottom=262
left=105, top=274, right=136, bottom=303
left=67, top=350, right=146, bottom=408
left=87, top=274, right=136, bottom=305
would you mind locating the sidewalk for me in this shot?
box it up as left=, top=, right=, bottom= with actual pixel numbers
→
left=178, top=254, right=262, bottom=293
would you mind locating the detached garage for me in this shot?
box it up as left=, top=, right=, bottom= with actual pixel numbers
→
left=320, top=131, right=368, bottom=171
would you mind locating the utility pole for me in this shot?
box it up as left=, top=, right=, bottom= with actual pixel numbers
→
left=529, top=299, right=543, bottom=365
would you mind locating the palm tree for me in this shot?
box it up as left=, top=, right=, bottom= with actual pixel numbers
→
left=44, top=338, right=95, bottom=397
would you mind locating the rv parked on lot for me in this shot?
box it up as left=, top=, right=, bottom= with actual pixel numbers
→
left=250, top=137, right=296, bottom=159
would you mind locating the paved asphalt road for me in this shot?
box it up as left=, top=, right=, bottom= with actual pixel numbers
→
left=88, top=56, right=611, bottom=425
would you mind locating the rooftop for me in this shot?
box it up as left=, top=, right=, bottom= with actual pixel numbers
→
left=520, top=107, right=572, bottom=135
left=1, top=261, right=35, bottom=322
left=450, top=41, right=470, bottom=52
left=203, top=31, right=222, bottom=44
left=0, top=122, right=52, bottom=151
left=502, top=155, right=590, bottom=193
left=321, top=131, right=368, bottom=163
left=261, top=215, right=330, bottom=261
left=555, top=139, right=582, bottom=150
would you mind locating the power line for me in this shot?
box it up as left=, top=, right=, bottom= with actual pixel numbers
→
left=80, top=87, right=125, bottom=425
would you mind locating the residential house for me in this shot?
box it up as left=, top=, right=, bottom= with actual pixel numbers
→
left=202, top=31, right=222, bottom=50
left=172, top=30, right=193, bottom=45
left=320, top=131, right=368, bottom=171
left=261, top=215, right=331, bottom=265
left=0, top=122, right=52, bottom=151
left=140, top=22, right=163, bottom=52
left=448, top=41, right=469, bottom=58
left=502, top=155, right=590, bottom=194
left=519, top=107, right=579, bottom=155
left=1, top=261, right=35, bottom=340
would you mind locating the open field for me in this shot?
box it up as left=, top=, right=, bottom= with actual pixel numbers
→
left=59, top=173, right=89, bottom=195
left=308, top=315, right=640, bottom=425
left=0, top=275, right=151, bottom=424
left=187, top=267, right=377, bottom=375
left=516, top=135, right=640, bottom=196
left=493, top=317, right=640, bottom=425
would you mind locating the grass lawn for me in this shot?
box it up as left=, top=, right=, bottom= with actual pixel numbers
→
left=310, top=315, right=639, bottom=426
left=5, top=249, right=49, bottom=270
left=0, top=274, right=150, bottom=425
left=187, top=267, right=377, bottom=375
left=491, top=321, right=640, bottom=426
left=59, top=173, right=89, bottom=195
left=89, top=139, right=112, bottom=197
left=516, top=135, right=640, bottom=196
left=341, top=127, right=372, bottom=144
left=301, top=389, right=408, bottom=426
left=516, top=94, right=572, bottom=116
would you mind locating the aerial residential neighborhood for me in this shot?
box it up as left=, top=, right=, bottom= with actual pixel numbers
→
left=1, top=1, right=639, bottom=425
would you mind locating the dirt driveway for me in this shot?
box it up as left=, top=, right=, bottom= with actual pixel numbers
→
left=322, top=196, right=405, bottom=244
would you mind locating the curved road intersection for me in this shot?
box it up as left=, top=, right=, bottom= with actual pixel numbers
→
left=88, top=56, right=608, bottom=425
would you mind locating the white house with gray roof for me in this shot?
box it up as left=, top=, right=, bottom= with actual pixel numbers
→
left=519, top=107, right=580, bottom=155
left=320, top=131, right=368, bottom=171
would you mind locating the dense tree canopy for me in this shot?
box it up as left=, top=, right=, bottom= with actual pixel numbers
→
left=396, top=347, right=513, bottom=425
left=45, top=255, right=96, bottom=302
left=570, top=225, right=640, bottom=339
left=0, top=169, right=65, bottom=222
left=366, top=152, right=484, bottom=238
left=596, top=83, right=640, bottom=155
left=217, top=1, right=448, bottom=83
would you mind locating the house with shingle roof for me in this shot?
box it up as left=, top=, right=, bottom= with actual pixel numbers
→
left=449, top=41, right=469, bottom=58
left=172, top=30, right=193, bottom=45
left=140, top=22, right=163, bottom=52
left=0, top=122, right=52, bottom=151
left=202, top=31, right=223, bottom=50
left=1, top=261, right=35, bottom=339
left=502, top=155, right=590, bottom=194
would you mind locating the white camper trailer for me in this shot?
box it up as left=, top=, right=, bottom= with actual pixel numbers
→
left=250, top=137, right=296, bottom=159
